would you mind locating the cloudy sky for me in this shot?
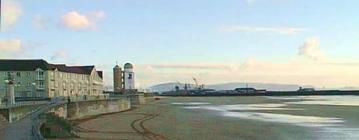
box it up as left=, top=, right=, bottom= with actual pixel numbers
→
left=1, top=0, right=359, bottom=88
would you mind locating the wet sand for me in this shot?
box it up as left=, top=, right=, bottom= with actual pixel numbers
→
left=73, top=96, right=359, bottom=140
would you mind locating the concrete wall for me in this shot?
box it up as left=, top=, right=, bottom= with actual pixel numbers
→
left=0, top=104, right=43, bottom=123
left=0, top=96, right=137, bottom=123
left=129, top=94, right=146, bottom=105
left=48, top=98, right=131, bottom=120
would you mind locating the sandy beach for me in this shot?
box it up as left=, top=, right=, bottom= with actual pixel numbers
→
left=73, top=96, right=359, bottom=140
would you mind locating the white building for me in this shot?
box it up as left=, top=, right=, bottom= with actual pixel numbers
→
left=123, top=63, right=135, bottom=89
left=0, top=59, right=104, bottom=98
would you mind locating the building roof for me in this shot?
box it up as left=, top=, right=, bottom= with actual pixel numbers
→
left=0, top=59, right=49, bottom=71
left=124, top=63, right=133, bottom=69
left=113, top=65, right=121, bottom=69
left=0, top=59, right=99, bottom=75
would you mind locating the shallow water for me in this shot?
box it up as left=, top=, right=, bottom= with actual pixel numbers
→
left=172, top=96, right=359, bottom=140
left=268, top=96, right=359, bottom=106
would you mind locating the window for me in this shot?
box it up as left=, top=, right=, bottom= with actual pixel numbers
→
left=37, top=70, right=44, bottom=79
left=39, top=81, right=44, bottom=88
left=16, top=72, right=21, bottom=77
left=26, top=72, right=30, bottom=77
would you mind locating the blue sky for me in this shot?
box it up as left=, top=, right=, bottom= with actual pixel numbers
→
left=2, top=0, right=359, bottom=88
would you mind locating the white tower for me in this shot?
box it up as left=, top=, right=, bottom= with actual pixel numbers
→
left=123, top=63, right=135, bottom=89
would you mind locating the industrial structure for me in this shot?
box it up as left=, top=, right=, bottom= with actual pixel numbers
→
left=113, top=63, right=136, bottom=93
left=113, top=64, right=123, bottom=92
left=0, top=59, right=104, bottom=98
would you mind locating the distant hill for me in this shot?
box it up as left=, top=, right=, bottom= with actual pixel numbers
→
left=149, top=82, right=314, bottom=93
left=149, top=82, right=196, bottom=93
left=207, top=82, right=313, bottom=91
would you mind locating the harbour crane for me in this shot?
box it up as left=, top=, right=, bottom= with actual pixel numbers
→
left=193, top=77, right=199, bottom=88
left=193, top=77, right=205, bottom=89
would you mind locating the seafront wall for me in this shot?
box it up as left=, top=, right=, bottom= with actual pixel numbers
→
left=67, top=98, right=131, bottom=120
left=48, top=97, right=132, bottom=120
left=0, top=94, right=145, bottom=123
left=129, top=94, right=146, bottom=105
left=0, top=103, right=45, bottom=122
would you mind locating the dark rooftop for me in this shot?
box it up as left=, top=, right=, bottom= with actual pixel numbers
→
left=0, top=59, right=101, bottom=75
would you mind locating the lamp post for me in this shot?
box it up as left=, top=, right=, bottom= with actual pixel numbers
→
left=32, top=83, right=36, bottom=98
left=4, top=80, right=15, bottom=106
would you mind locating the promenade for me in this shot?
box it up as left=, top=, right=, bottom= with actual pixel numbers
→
left=0, top=101, right=61, bottom=140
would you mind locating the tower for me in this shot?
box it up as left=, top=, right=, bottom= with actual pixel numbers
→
left=123, top=63, right=135, bottom=90
left=113, top=64, right=123, bottom=93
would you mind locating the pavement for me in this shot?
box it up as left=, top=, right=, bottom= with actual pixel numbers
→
left=0, top=101, right=63, bottom=140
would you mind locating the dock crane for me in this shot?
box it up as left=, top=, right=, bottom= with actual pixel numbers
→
left=193, top=77, right=205, bottom=89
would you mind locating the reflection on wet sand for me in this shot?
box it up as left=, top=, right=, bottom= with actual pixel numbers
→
left=181, top=103, right=342, bottom=127
left=268, top=96, right=359, bottom=106
left=174, top=96, right=359, bottom=140
left=172, top=102, right=211, bottom=105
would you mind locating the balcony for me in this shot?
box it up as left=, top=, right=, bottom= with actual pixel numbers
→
left=36, top=76, right=45, bottom=80
left=37, top=87, right=45, bottom=90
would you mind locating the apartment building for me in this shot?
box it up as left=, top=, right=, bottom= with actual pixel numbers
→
left=0, top=59, right=103, bottom=98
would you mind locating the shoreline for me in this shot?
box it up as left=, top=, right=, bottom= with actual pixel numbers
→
left=160, top=90, right=359, bottom=97
left=53, top=96, right=359, bottom=140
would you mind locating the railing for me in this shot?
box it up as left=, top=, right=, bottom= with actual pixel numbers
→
left=31, top=103, right=64, bottom=140
left=67, top=95, right=110, bottom=102
left=36, top=76, right=45, bottom=80
left=32, top=113, right=45, bottom=140
left=0, top=101, right=48, bottom=109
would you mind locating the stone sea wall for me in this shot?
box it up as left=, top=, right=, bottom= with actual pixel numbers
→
left=48, top=97, right=131, bottom=120
left=0, top=104, right=43, bottom=122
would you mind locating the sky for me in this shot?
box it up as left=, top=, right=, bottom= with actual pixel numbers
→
left=1, top=0, right=359, bottom=88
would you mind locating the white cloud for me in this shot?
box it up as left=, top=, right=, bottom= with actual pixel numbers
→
left=219, top=25, right=307, bottom=34
left=61, top=11, right=90, bottom=30
left=1, top=0, right=22, bottom=31
left=0, top=39, right=44, bottom=58
left=298, top=38, right=326, bottom=61
left=60, top=11, right=105, bottom=31
left=0, top=39, right=22, bottom=52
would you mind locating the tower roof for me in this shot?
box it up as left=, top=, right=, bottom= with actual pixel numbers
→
left=113, top=65, right=121, bottom=69
left=124, top=63, right=133, bottom=69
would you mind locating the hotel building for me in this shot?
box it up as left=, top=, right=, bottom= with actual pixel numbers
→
left=0, top=59, right=103, bottom=98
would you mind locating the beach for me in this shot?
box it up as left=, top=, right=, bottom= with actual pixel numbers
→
left=73, top=96, right=359, bottom=140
